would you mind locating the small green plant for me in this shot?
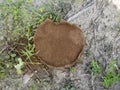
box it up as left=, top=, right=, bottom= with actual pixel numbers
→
left=91, top=60, right=102, bottom=75
left=70, top=66, right=76, bottom=73
left=61, top=80, right=76, bottom=90
left=0, top=59, right=6, bottom=78
left=29, top=81, right=38, bottom=90
left=90, top=60, right=120, bottom=88
left=21, top=28, right=34, bottom=62
left=102, top=59, right=120, bottom=88
left=14, top=58, right=24, bottom=74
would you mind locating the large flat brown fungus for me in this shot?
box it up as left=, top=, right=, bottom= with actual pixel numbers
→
left=34, top=19, right=85, bottom=68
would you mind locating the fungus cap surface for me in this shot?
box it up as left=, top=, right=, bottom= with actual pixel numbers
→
left=34, top=19, right=85, bottom=68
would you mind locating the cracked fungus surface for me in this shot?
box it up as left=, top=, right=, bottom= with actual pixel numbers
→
left=34, top=19, right=85, bottom=67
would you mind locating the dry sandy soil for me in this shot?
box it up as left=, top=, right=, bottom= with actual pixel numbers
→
left=0, top=0, right=120, bottom=90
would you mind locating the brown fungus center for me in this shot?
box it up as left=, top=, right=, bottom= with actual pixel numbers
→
left=34, top=19, right=85, bottom=68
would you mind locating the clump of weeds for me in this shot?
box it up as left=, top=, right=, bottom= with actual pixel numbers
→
left=90, top=59, right=120, bottom=88
left=0, top=0, right=62, bottom=78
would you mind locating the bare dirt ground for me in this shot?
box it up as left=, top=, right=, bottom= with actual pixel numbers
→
left=0, top=0, right=120, bottom=90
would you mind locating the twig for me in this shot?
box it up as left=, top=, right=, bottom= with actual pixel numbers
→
left=67, top=1, right=95, bottom=22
